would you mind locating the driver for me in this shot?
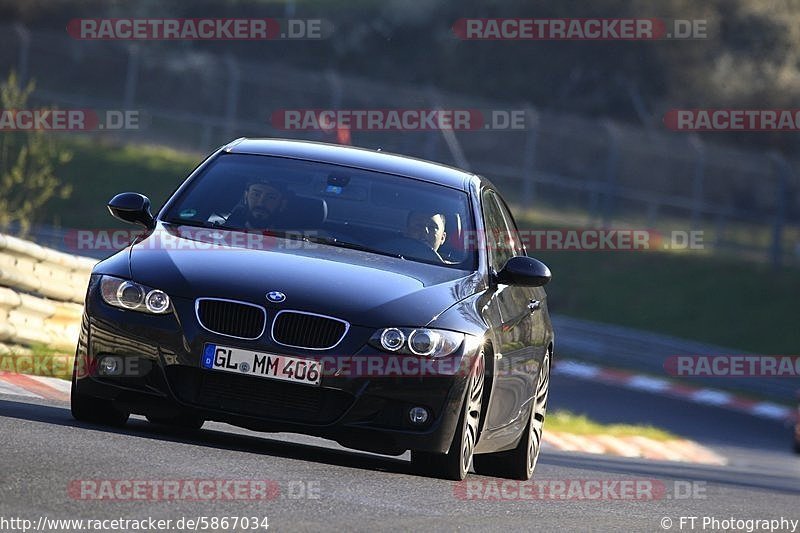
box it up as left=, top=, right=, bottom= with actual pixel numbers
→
left=405, top=210, right=447, bottom=261
left=227, top=178, right=289, bottom=230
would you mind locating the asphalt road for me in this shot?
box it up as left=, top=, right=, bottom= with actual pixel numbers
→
left=0, top=374, right=798, bottom=532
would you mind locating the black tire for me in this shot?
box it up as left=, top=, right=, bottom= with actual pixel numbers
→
left=411, top=353, right=485, bottom=480
left=474, top=349, right=550, bottom=480
left=70, top=370, right=129, bottom=427
left=146, top=413, right=205, bottom=430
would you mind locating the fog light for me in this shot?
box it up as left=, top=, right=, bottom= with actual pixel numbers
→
left=408, top=406, right=429, bottom=425
left=99, top=356, right=121, bottom=376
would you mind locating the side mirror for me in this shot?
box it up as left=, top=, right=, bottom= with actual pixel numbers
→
left=107, top=192, right=155, bottom=229
left=496, top=256, right=551, bottom=287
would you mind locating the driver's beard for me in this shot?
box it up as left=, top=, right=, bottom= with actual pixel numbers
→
left=246, top=210, right=272, bottom=228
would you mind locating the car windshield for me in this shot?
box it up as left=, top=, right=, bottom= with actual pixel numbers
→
left=162, top=153, right=477, bottom=270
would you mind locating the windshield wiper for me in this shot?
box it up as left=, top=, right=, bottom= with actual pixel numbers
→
left=161, top=218, right=220, bottom=229
left=162, top=219, right=286, bottom=236
left=303, top=235, right=406, bottom=260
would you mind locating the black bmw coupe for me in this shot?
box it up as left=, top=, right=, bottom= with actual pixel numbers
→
left=72, top=138, right=554, bottom=481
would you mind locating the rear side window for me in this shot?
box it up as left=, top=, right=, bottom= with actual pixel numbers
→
left=481, top=190, right=516, bottom=272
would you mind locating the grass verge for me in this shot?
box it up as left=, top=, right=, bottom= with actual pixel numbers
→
left=545, top=410, right=677, bottom=441
left=45, top=137, right=201, bottom=229
left=514, top=211, right=800, bottom=354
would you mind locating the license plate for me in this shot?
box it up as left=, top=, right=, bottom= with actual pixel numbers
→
left=201, top=343, right=322, bottom=386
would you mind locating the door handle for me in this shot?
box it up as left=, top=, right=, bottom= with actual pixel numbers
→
left=527, top=299, right=541, bottom=313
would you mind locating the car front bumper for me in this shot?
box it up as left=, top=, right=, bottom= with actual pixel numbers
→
left=74, top=276, right=479, bottom=455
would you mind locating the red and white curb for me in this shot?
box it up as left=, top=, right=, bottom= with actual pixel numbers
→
left=541, top=431, right=727, bottom=465
left=0, top=372, right=71, bottom=402
left=0, top=366, right=781, bottom=466
left=553, top=359, right=797, bottom=422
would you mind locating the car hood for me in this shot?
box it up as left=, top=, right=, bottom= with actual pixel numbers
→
left=126, top=225, right=483, bottom=328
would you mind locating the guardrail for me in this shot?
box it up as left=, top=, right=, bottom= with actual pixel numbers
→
left=552, top=314, right=796, bottom=405
left=0, top=232, right=793, bottom=405
left=0, top=233, right=94, bottom=351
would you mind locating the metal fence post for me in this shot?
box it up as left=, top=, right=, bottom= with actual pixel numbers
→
left=326, top=68, right=342, bottom=110
left=13, top=23, right=31, bottom=85
left=769, top=152, right=790, bottom=270
left=426, top=86, right=470, bottom=169
left=713, top=212, right=725, bottom=250
left=588, top=182, right=600, bottom=224
left=521, top=105, right=539, bottom=208
left=223, top=55, right=241, bottom=142
left=646, top=201, right=660, bottom=227
left=123, top=45, right=140, bottom=109
left=200, top=124, right=213, bottom=152
left=423, top=86, right=441, bottom=161
left=324, top=69, right=343, bottom=143
left=689, top=134, right=705, bottom=231
left=601, top=120, right=620, bottom=228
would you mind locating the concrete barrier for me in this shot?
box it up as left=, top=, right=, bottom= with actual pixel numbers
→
left=0, top=233, right=95, bottom=350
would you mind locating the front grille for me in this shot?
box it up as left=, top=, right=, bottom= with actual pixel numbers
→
left=196, top=298, right=266, bottom=339
left=271, top=311, right=348, bottom=350
left=166, top=367, right=353, bottom=424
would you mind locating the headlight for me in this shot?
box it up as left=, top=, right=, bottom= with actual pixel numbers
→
left=380, top=328, right=406, bottom=351
left=100, top=276, right=172, bottom=314
left=369, top=328, right=464, bottom=358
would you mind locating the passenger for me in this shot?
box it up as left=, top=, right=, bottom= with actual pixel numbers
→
left=404, top=210, right=447, bottom=262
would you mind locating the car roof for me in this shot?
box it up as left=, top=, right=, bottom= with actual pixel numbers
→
left=225, top=138, right=476, bottom=192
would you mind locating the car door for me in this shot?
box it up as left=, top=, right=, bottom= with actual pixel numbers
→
left=481, top=189, right=544, bottom=430
left=494, top=192, right=549, bottom=365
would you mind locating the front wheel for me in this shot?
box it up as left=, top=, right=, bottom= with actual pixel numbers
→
left=474, top=349, right=550, bottom=480
left=411, top=353, right=485, bottom=480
